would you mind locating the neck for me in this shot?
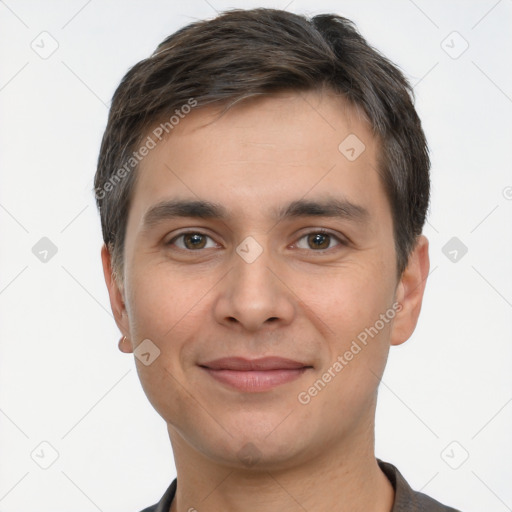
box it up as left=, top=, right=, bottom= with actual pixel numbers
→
left=167, top=422, right=394, bottom=512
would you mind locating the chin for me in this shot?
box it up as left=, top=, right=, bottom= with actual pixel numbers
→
left=194, top=422, right=315, bottom=472
left=215, top=441, right=308, bottom=472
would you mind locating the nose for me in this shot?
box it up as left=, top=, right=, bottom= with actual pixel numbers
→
left=213, top=243, right=296, bottom=332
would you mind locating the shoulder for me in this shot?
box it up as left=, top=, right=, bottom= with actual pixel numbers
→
left=378, top=459, right=462, bottom=512
left=136, top=478, right=177, bottom=512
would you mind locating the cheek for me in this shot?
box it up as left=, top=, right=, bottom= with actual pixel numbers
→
left=124, top=266, right=211, bottom=423
left=125, top=262, right=209, bottom=341
left=290, top=258, right=396, bottom=392
left=292, top=257, right=395, bottom=333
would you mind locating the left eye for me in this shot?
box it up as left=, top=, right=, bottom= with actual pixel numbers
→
left=170, top=232, right=217, bottom=250
left=295, top=232, right=341, bottom=251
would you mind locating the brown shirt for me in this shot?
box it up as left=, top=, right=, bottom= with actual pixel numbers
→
left=140, top=459, right=461, bottom=512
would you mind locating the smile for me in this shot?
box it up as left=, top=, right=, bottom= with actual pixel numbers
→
left=199, top=357, right=312, bottom=392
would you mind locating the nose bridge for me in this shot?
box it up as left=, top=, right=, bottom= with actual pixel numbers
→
left=234, top=247, right=274, bottom=302
left=213, top=236, right=295, bottom=330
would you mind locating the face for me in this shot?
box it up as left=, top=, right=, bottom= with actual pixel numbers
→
left=103, top=90, right=429, bottom=470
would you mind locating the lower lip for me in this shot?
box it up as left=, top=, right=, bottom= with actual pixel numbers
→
left=202, top=367, right=308, bottom=392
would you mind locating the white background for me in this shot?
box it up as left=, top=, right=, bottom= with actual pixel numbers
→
left=0, top=1, right=511, bottom=511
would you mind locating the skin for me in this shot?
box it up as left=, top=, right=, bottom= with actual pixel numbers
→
left=102, top=90, right=429, bottom=512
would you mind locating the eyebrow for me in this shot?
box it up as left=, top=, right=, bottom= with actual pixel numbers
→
left=275, top=198, right=369, bottom=223
left=142, top=200, right=228, bottom=230
left=141, top=197, right=369, bottom=230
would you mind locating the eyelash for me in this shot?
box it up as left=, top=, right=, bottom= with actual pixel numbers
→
left=166, top=229, right=347, bottom=252
left=293, top=229, right=346, bottom=251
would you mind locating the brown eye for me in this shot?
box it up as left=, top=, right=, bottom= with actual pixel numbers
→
left=295, top=231, right=342, bottom=251
left=307, top=233, right=331, bottom=250
left=169, top=232, right=216, bottom=250
left=184, top=233, right=206, bottom=249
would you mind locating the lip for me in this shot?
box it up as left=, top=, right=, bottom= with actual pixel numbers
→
left=199, top=357, right=312, bottom=392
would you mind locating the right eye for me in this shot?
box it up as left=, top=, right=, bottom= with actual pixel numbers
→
left=167, top=232, right=218, bottom=250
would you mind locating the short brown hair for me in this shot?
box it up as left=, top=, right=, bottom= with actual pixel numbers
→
left=94, top=8, right=429, bottom=278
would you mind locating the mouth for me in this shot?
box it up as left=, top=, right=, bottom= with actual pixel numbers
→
left=198, top=357, right=312, bottom=392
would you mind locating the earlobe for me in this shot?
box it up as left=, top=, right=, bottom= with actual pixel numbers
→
left=390, top=235, right=430, bottom=346
left=101, top=244, right=132, bottom=352
left=118, top=335, right=133, bottom=353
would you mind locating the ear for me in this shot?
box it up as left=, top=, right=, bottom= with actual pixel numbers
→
left=101, top=244, right=133, bottom=353
left=391, top=235, right=430, bottom=346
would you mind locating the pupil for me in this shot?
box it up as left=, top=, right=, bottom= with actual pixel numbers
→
left=186, top=234, right=205, bottom=249
left=309, top=233, right=329, bottom=249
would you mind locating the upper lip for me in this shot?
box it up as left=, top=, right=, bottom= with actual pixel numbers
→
left=200, top=357, right=310, bottom=371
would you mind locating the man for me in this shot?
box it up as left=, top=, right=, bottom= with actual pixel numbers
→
left=95, top=8, right=461, bottom=512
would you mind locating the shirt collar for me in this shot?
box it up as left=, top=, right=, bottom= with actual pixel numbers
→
left=148, top=459, right=459, bottom=512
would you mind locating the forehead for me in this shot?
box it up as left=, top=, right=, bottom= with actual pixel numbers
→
left=128, top=90, right=389, bottom=229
